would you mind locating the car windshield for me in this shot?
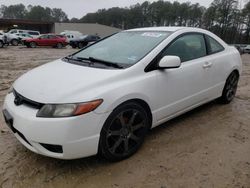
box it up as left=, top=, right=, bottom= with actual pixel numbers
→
left=71, top=31, right=171, bottom=67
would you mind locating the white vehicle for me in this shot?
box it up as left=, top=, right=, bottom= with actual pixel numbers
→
left=6, top=29, right=40, bottom=45
left=3, top=27, right=242, bottom=161
left=60, top=30, right=83, bottom=42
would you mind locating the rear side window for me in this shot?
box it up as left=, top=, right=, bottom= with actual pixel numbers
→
left=162, top=34, right=206, bottom=62
left=206, top=35, right=224, bottom=54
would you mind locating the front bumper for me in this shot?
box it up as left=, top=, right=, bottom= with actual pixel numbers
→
left=3, top=93, right=108, bottom=159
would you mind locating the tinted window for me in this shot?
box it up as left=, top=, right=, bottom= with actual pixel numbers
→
left=28, top=31, right=39, bottom=35
left=163, top=34, right=206, bottom=62
left=206, top=36, right=224, bottom=54
left=19, top=30, right=23, bottom=33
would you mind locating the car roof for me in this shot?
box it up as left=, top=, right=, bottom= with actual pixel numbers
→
left=125, top=26, right=209, bottom=33
left=126, top=27, right=187, bottom=32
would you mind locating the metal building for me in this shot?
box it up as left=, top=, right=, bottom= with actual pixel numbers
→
left=53, top=23, right=122, bottom=37
left=0, top=19, right=122, bottom=37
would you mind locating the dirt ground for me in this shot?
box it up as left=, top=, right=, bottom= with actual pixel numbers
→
left=0, top=46, right=250, bottom=188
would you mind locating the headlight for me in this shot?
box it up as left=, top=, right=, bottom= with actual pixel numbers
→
left=36, top=99, right=103, bottom=118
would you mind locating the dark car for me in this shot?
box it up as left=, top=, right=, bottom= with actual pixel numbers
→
left=23, top=34, right=68, bottom=48
left=234, top=45, right=244, bottom=55
left=69, top=35, right=100, bottom=49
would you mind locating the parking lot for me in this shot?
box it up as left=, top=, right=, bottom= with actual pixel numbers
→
left=0, top=46, right=250, bottom=188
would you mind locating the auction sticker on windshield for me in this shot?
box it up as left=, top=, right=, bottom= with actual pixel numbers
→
left=141, top=32, right=166, bottom=38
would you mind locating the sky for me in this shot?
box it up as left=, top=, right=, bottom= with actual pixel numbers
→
left=0, top=0, right=213, bottom=19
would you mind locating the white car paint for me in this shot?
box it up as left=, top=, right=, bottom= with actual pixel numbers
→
left=3, top=27, right=242, bottom=159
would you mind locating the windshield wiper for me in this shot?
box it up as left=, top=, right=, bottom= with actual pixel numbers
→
left=64, top=56, right=124, bottom=69
left=64, top=56, right=92, bottom=65
left=88, top=57, right=123, bottom=69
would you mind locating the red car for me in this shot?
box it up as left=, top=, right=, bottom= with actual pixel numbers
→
left=23, top=34, right=68, bottom=48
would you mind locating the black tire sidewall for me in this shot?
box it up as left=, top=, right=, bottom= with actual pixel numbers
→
left=220, top=71, right=239, bottom=104
left=78, top=42, right=83, bottom=49
left=99, top=102, right=150, bottom=161
left=57, top=43, right=63, bottom=49
left=0, top=41, right=3, bottom=48
left=11, top=39, right=18, bottom=46
left=30, top=42, right=36, bottom=48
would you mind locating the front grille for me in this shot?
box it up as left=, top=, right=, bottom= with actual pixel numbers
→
left=13, top=90, right=43, bottom=109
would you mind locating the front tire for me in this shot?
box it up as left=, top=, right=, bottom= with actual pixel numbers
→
left=99, top=102, right=150, bottom=162
left=219, top=71, right=239, bottom=104
left=11, top=39, right=19, bottom=46
left=30, top=42, right=37, bottom=48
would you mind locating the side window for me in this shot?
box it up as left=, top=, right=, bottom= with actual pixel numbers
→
left=48, top=35, right=56, bottom=39
left=206, top=35, right=224, bottom=54
left=10, top=30, right=17, bottom=34
left=162, top=34, right=207, bottom=62
left=39, top=35, right=48, bottom=39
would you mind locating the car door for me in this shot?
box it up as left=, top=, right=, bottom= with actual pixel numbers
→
left=155, top=33, right=212, bottom=122
left=37, top=35, right=48, bottom=46
left=203, top=35, right=227, bottom=98
left=47, top=35, right=58, bottom=46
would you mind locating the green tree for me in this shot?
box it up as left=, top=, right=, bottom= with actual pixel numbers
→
left=25, top=6, right=52, bottom=21
left=51, top=8, right=69, bottom=22
left=242, top=2, right=250, bottom=43
left=0, top=4, right=27, bottom=19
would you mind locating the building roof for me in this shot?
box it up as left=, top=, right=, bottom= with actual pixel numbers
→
left=0, top=18, right=54, bottom=25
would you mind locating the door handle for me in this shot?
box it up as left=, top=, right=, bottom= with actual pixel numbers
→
left=203, top=62, right=212, bottom=69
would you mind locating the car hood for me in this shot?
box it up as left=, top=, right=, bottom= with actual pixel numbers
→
left=13, top=59, right=123, bottom=104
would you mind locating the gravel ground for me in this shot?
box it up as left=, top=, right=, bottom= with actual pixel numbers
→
left=0, top=46, right=250, bottom=188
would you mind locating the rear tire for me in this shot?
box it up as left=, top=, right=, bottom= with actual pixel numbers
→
left=99, top=102, right=150, bottom=162
left=219, top=71, right=239, bottom=104
left=56, top=43, right=63, bottom=49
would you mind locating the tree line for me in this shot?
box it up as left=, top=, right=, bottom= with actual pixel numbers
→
left=0, top=4, right=68, bottom=22
left=1, top=1, right=250, bottom=44
left=79, top=0, right=250, bottom=44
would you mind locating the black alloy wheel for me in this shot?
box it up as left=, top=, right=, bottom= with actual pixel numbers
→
left=99, top=102, right=150, bottom=161
left=220, top=71, right=239, bottom=104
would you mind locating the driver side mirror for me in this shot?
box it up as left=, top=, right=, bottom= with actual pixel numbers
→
left=158, top=56, right=181, bottom=69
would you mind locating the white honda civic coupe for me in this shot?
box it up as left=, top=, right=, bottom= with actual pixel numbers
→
left=3, top=27, right=242, bottom=161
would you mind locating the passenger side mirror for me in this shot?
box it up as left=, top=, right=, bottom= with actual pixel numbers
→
left=158, top=56, right=181, bottom=69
